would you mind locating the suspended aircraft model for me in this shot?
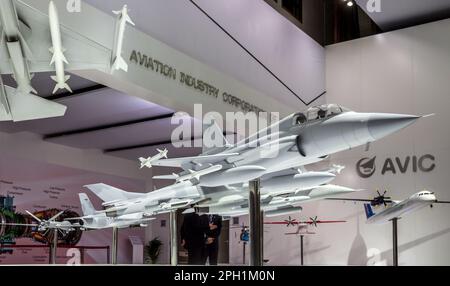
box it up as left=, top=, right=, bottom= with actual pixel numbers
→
left=0, top=1, right=133, bottom=121
left=78, top=104, right=426, bottom=225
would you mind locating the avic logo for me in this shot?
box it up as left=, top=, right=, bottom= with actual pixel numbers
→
left=356, top=157, right=377, bottom=178
left=356, top=155, right=435, bottom=178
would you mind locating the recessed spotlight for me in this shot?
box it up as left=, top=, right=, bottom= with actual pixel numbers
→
left=347, top=1, right=354, bottom=7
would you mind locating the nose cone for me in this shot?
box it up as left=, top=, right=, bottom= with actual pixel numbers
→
left=368, top=114, right=420, bottom=141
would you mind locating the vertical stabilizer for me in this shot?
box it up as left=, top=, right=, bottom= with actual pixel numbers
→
left=79, top=193, right=96, bottom=216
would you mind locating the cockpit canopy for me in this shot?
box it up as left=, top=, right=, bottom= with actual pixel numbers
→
left=293, top=104, right=350, bottom=125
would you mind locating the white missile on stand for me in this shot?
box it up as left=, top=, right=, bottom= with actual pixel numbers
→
left=111, top=5, right=135, bottom=73
left=48, top=1, right=72, bottom=94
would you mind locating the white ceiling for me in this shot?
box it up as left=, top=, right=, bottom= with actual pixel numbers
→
left=356, top=0, right=450, bottom=31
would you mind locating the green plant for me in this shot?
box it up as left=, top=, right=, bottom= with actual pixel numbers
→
left=145, top=237, right=163, bottom=264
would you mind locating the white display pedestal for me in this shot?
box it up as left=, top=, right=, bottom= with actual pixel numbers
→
left=129, top=236, right=144, bottom=264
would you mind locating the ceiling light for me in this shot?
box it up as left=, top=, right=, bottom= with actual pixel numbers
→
left=347, top=1, right=354, bottom=7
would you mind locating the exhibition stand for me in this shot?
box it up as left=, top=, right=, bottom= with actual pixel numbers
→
left=49, top=229, right=58, bottom=264
left=392, top=218, right=399, bottom=267
left=170, top=210, right=178, bottom=266
left=249, top=179, right=264, bottom=266
left=111, top=227, right=119, bottom=265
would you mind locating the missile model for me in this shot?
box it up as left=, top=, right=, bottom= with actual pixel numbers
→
left=111, top=5, right=135, bottom=73
left=139, top=148, right=168, bottom=169
left=153, top=164, right=223, bottom=183
left=48, top=1, right=72, bottom=94
left=0, top=0, right=67, bottom=121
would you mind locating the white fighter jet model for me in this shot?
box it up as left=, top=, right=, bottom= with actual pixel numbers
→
left=139, top=148, right=168, bottom=169
left=81, top=105, right=425, bottom=220
left=144, top=104, right=425, bottom=188
left=362, top=190, right=450, bottom=224
left=65, top=193, right=157, bottom=230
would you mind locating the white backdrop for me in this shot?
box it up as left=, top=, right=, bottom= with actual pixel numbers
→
left=229, top=19, right=450, bottom=266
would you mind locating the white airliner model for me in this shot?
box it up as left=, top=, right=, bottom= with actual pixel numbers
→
left=0, top=1, right=131, bottom=121
left=79, top=105, right=426, bottom=221
left=363, top=190, right=450, bottom=224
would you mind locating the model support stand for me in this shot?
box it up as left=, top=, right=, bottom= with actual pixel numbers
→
left=111, top=227, right=119, bottom=265
left=392, top=218, right=398, bottom=266
left=249, top=179, right=263, bottom=266
left=300, top=235, right=304, bottom=266
left=170, top=210, right=178, bottom=266
left=49, top=228, right=58, bottom=264
left=242, top=242, right=247, bottom=265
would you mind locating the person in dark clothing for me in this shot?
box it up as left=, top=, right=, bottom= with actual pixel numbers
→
left=180, top=212, right=209, bottom=265
left=201, top=214, right=222, bottom=265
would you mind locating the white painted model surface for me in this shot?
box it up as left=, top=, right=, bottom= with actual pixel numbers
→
left=153, top=164, right=223, bottom=183
left=365, top=191, right=439, bottom=224
left=147, top=104, right=423, bottom=186
left=138, top=148, right=168, bottom=169
left=111, top=4, right=135, bottom=72
left=0, top=0, right=67, bottom=121
left=71, top=193, right=156, bottom=230
left=48, top=1, right=72, bottom=94
left=79, top=105, right=424, bottom=226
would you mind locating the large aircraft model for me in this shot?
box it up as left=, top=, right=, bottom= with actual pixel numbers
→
left=79, top=105, right=425, bottom=222
left=144, top=104, right=425, bottom=187
left=332, top=190, right=450, bottom=224
left=364, top=191, right=450, bottom=224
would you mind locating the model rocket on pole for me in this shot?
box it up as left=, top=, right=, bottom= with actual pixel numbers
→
left=111, top=5, right=135, bottom=73
left=48, top=1, right=72, bottom=94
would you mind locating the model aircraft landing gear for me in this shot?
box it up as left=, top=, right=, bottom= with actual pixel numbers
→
left=249, top=179, right=264, bottom=266
left=111, top=227, right=119, bottom=265
left=170, top=210, right=178, bottom=266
